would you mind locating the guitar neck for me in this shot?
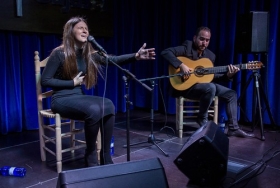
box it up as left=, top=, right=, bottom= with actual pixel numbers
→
left=203, top=64, right=248, bottom=74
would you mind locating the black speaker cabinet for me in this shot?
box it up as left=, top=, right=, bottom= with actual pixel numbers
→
left=57, top=158, right=169, bottom=188
left=174, top=121, right=229, bottom=186
left=235, top=11, right=269, bottom=53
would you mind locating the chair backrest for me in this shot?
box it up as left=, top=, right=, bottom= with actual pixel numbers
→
left=34, top=51, right=51, bottom=111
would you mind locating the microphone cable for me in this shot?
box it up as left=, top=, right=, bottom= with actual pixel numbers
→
left=158, top=78, right=175, bottom=138
left=101, top=54, right=109, bottom=165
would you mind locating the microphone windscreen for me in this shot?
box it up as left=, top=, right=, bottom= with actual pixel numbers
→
left=87, top=35, right=94, bottom=42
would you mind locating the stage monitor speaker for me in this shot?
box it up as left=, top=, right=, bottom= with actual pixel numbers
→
left=174, top=121, right=229, bottom=186
left=56, top=158, right=169, bottom=188
left=235, top=11, right=269, bottom=53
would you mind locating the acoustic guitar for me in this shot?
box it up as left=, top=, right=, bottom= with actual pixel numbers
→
left=169, top=57, right=263, bottom=91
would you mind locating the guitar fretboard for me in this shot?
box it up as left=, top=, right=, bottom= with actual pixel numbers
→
left=197, top=63, right=259, bottom=75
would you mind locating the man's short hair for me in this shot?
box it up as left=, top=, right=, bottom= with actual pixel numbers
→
left=195, top=26, right=211, bottom=36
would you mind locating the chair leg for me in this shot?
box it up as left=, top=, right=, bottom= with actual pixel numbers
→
left=96, top=129, right=101, bottom=161
left=38, top=114, right=46, bottom=161
left=70, top=120, right=75, bottom=153
left=213, top=96, right=219, bottom=124
left=55, top=114, right=62, bottom=173
left=176, top=97, right=184, bottom=138
left=175, top=96, right=219, bottom=138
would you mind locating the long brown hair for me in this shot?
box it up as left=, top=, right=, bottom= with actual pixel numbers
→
left=61, top=17, right=102, bottom=89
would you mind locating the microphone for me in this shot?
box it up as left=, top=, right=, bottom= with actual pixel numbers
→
left=87, top=35, right=107, bottom=54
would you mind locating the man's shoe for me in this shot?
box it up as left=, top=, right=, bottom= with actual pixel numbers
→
left=196, top=118, right=208, bottom=127
left=227, top=128, right=255, bottom=138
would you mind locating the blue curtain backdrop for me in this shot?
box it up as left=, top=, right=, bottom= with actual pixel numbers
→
left=1, top=0, right=279, bottom=134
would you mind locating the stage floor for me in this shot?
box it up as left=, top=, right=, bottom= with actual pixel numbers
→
left=1, top=109, right=280, bottom=188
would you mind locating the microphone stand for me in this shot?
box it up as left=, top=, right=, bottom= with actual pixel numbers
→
left=237, top=53, right=276, bottom=141
left=97, top=50, right=183, bottom=159
left=123, top=74, right=182, bottom=157
left=98, top=52, right=152, bottom=161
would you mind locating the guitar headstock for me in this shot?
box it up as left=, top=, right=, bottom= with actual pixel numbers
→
left=246, top=61, right=264, bottom=70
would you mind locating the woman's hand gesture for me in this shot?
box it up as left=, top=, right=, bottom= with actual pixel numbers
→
left=135, top=43, right=156, bottom=60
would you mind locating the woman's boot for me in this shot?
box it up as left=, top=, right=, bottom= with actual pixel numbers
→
left=85, top=149, right=99, bottom=167
left=100, top=150, right=113, bottom=165
left=84, top=123, right=100, bottom=167
left=100, top=115, right=114, bottom=165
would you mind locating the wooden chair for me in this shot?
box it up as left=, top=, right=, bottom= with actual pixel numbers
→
left=176, top=96, right=219, bottom=138
left=35, top=51, right=101, bottom=173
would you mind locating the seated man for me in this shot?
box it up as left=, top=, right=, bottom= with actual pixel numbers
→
left=161, top=26, right=254, bottom=138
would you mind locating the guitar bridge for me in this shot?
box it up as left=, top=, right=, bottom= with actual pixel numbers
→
left=180, top=74, right=190, bottom=82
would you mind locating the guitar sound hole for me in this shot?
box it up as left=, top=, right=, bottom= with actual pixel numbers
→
left=194, top=66, right=205, bottom=77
